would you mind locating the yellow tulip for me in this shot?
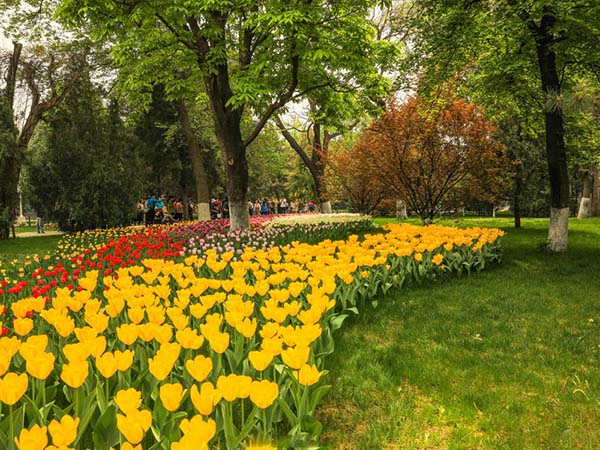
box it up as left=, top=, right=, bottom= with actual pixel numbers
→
left=148, top=355, right=173, bottom=381
left=281, top=345, right=310, bottom=370
left=127, top=307, right=145, bottom=325
left=293, top=364, right=323, bottom=386
left=26, top=352, right=55, bottom=380
left=1, top=336, right=22, bottom=358
left=120, top=443, right=142, bottom=450
left=0, top=352, right=11, bottom=377
left=114, top=388, right=142, bottom=415
left=216, top=374, right=252, bottom=402
left=249, top=380, right=279, bottom=409
left=13, top=318, right=34, bottom=336
left=185, top=355, right=213, bottom=382
left=48, top=415, right=79, bottom=446
left=62, top=343, right=90, bottom=363
left=176, top=327, right=204, bottom=350
left=178, top=415, right=216, bottom=442
left=0, top=372, right=29, bottom=405
left=14, top=424, right=47, bottom=450
left=258, top=322, right=279, bottom=339
left=207, top=332, right=229, bottom=354
left=88, top=336, right=107, bottom=359
left=54, top=316, right=75, bottom=338
left=159, top=382, right=186, bottom=412
left=248, top=350, right=273, bottom=372
left=60, top=361, right=89, bottom=388
left=116, top=413, right=146, bottom=445
left=114, top=349, right=135, bottom=372
left=74, top=326, right=98, bottom=343
left=95, top=352, right=118, bottom=378
left=190, top=382, right=221, bottom=415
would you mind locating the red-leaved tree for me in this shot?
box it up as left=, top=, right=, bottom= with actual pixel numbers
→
left=326, top=136, right=388, bottom=215
left=366, top=95, right=509, bottom=222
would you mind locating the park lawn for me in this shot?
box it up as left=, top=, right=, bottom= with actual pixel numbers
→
left=320, top=217, right=600, bottom=449
left=0, top=234, right=62, bottom=264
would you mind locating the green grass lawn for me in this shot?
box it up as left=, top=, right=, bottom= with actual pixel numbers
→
left=320, top=217, right=600, bottom=449
left=0, top=235, right=62, bottom=265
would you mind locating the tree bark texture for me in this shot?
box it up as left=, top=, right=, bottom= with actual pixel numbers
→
left=548, top=207, right=568, bottom=252
left=204, top=73, right=249, bottom=230
left=592, top=165, right=600, bottom=216
left=577, top=174, right=592, bottom=219
left=175, top=99, right=211, bottom=221
left=513, top=162, right=522, bottom=228
left=529, top=9, right=570, bottom=250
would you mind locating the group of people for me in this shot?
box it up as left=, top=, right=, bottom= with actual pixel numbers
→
left=139, top=194, right=319, bottom=225
left=249, top=198, right=316, bottom=216
left=139, top=195, right=194, bottom=225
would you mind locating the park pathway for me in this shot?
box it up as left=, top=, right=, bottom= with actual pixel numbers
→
left=16, top=231, right=63, bottom=238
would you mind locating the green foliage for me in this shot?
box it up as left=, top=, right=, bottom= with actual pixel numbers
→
left=23, top=73, right=144, bottom=231
left=0, top=97, right=19, bottom=236
left=133, top=86, right=201, bottom=198
left=246, top=124, right=295, bottom=200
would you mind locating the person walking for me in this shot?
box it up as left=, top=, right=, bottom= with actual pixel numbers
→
left=145, top=194, right=156, bottom=225
left=36, top=213, right=44, bottom=234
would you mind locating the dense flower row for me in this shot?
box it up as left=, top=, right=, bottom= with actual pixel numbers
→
left=0, top=223, right=503, bottom=449
left=265, top=213, right=371, bottom=227
left=0, top=217, right=373, bottom=311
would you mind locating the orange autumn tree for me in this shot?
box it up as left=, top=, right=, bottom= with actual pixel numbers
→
left=326, top=136, right=388, bottom=215
left=366, top=95, right=509, bottom=222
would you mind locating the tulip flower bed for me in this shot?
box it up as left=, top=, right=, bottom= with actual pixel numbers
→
left=0, top=216, right=374, bottom=307
left=0, top=223, right=503, bottom=449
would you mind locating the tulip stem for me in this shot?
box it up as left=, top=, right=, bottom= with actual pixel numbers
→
left=41, top=380, right=47, bottom=419
left=74, top=387, right=80, bottom=418
left=9, top=404, right=14, bottom=450
left=241, top=398, right=245, bottom=428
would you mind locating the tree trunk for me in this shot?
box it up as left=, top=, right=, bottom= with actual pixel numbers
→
left=591, top=165, right=600, bottom=216
left=312, top=126, right=331, bottom=212
left=577, top=174, right=592, bottom=219
left=205, top=77, right=249, bottom=229
left=548, top=207, right=568, bottom=252
left=530, top=10, right=570, bottom=251
left=396, top=199, right=408, bottom=220
left=175, top=99, right=211, bottom=221
left=514, top=163, right=522, bottom=228
left=0, top=42, right=22, bottom=240
left=275, top=117, right=331, bottom=212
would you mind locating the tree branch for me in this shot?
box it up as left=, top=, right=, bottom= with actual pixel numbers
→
left=155, top=13, right=196, bottom=52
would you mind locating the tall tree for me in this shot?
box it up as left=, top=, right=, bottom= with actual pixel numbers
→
left=0, top=40, right=87, bottom=238
left=405, top=0, right=600, bottom=251
left=58, top=0, right=383, bottom=229
left=24, top=73, right=144, bottom=230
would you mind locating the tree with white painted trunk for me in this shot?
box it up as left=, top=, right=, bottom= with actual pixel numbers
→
left=58, top=0, right=384, bottom=229
left=404, top=0, right=600, bottom=251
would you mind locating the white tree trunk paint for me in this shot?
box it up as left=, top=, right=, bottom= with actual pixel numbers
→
left=320, top=201, right=332, bottom=214
left=197, top=202, right=211, bottom=221
left=577, top=197, right=591, bottom=219
left=547, top=207, right=569, bottom=252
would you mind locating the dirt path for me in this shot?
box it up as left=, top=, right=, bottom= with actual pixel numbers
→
left=16, top=231, right=64, bottom=238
